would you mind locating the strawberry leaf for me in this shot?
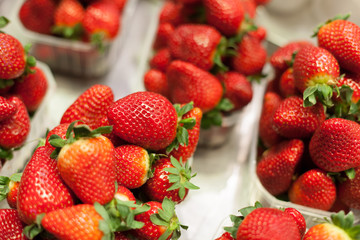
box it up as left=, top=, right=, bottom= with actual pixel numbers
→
left=23, top=213, right=45, bottom=239
left=303, top=85, right=318, bottom=107
left=0, top=176, right=10, bottom=201
left=345, top=168, right=356, bottom=180
left=10, top=173, right=22, bottom=182
left=179, top=118, right=196, bottom=130
left=0, top=16, right=9, bottom=29
left=175, top=102, right=194, bottom=118
left=0, top=146, right=13, bottom=160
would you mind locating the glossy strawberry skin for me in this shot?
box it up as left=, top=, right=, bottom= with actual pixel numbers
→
left=247, top=25, right=267, bottom=42
left=159, top=1, right=184, bottom=26
left=256, top=139, right=304, bottom=196
left=115, top=185, right=136, bottom=202
left=215, top=232, right=235, bottom=240
left=7, top=180, right=19, bottom=209
left=17, top=146, right=75, bottom=225
left=336, top=76, right=360, bottom=102
left=309, top=118, right=360, bottom=172
left=236, top=208, right=301, bottom=240
left=318, top=19, right=360, bottom=74
left=272, top=96, right=325, bottom=139
left=57, top=135, right=116, bottom=205
left=167, top=60, right=223, bottom=113
left=54, top=0, right=84, bottom=27
left=284, top=208, right=306, bottom=238
left=0, top=96, right=17, bottom=122
left=303, top=223, right=351, bottom=240
left=149, top=48, right=172, bottom=72
left=144, top=69, right=170, bottom=99
left=0, top=209, right=27, bottom=240
left=288, top=169, right=336, bottom=211
left=0, top=96, right=30, bottom=149
left=153, top=23, right=175, bottom=50
left=168, top=24, right=222, bottom=71
left=41, top=204, right=104, bottom=240
left=279, top=68, right=299, bottom=98
left=107, top=91, right=178, bottom=151
left=338, top=167, right=360, bottom=209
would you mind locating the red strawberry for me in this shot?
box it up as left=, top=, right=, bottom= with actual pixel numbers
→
left=254, top=0, right=270, bottom=5
left=12, top=66, right=48, bottom=113
left=17, top=146, right=75, bottom=224
left=133, top=198, right=185, bottom=240
left=45, top=123, right=72, bottom=151
left=41, top=204, right=106, bottom=240
left=309, top=118, right=360, bottom=172
left=0, top=96, right=17, bottom=122
left=203, top=0, right=245, bottom=36
left=51, top=124, right=116, bottom=205
left=19, top=0, right=55, bottom=34
left=144, top=69, right=170, bottom=98
left=115, top=231, right=133, bottom=240
left=149, top=48, right=172, bottom=72
left=167, top=60, right=223, bottom=112
left=279, top=68, right=299, bottom=97
left=168, top=24, right=223, bottom=71
left=159, top=1, right=184, bottom=26
left=0, top=173, right=22, bottom=209
left=317, top=18, right=360, bottom=74
left=247, top=26, right=267, bottom=42
left=288, top=169, right=336, bottom=211
left=0, top=96, right=30, bottom=150
left=114, top=145, right=151, bottom=189
left=90, top=115, right=126, bottom=147
left=231, top=35, right=267, bottom=76
left=218, top=71, right=253, bottom=111
left=336, top=76, right=360, bottom=103
left=259, top=92, right=283, bottom=148
left=284, top=208, right=306, bottom=238
left=114, top=185, right=136, bottom=202
left=103, top=0, right=127, bottom=13
left=143, top=157, right=199, bottom=203
left=338, top=167, right=360, bottom=209
left=0, top=209, right=27, bottom=240
left=272, top=96, right=325, bottom=139
left=256, top=139, right=304, bottom=196
left=240, top=0, right=257, bottom=19
left=215, top=232, right=235, bottom=240
left=153, top=23, right=175, bottom=50
left=60, top=84, right=114, bottom=130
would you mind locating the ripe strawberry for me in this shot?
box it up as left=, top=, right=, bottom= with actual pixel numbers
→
left=103, top=0, right=127, bottom=13
left=91, top=115, right=126, bottom=147
left=336, top=76, right=360, bottom=103
left=309, top=118, right=360, bottom=172
left=256, top=139, right=304, bottom=196
left=0, top=209, right=27, bottom=240
left=338, top=167, right=360, bottom=209
left=133, top=198, right=185, bottom=240
left=168, top=24, right=223, bottom=71
left=284, top=208, right=306, bottom=238
left=0, top=96, right=17, bottom=122
left=272, top=96, right=325, bottom=139
left=45, top=122, right=72, bottom=151
left=288, top=169, right=336, bottom=211
left=259, top=92, right=283, bottom=148
left=240, top=0, right=257, bottom=19
left=218, top=71, right=253, bottom=111
left=153, top=23, right=175, bottom=50
left=143, top=156, right=199, bottom=203
left=215, top=232, right=235, bottom=240
left=159, top=1, right=184, bottom=26
left=60, top=84, right=114, bottom=130
left=247, top=26, right=267, bottom=42
left=115, top=231, right=133, bottom=240
left=114, top=185, right=136, bottom=202
left=50, top=123, right=116, bottom=205
left=203, top=0, right=245, bottom=36
left=12, top=66, right=48, bottom=113
left=17, top=146, right=75, bottom=225
left=144, top=69, right=170, bottom=98
left=19, top=0, right=55, bottom=34
left=0, top=173, right=22, bottom=209
left=167, top=60, right=223, bottom=112
left=231, top=35, right=267, bottom=76
left=149, top=48, right=172, bottom=72
left=279, top=68, right=299, bottom=97
left=317, top=18, right=360, bottom=74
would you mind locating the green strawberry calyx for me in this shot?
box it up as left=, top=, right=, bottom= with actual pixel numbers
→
left=23, top=213, right=45, bottom=239
left=0, top=16, right=9, bottom=30
left=212, top=37, right=229, bottom=74
left=164, top=156, right=199, bottom=200
left=200, top=98, right=234, bottom=129
left=327, top=211, right=360, bottom=239
left=303, top=83, right=337, bottom=108
left=52, top=23, right=84, bottom=40
left=0, top=173, right=21, bottom=201
left=150, top=198, right=188, bottom=240
left=331, top=85, right=360, bottom=122
left=312, top=13, right=351, bottom=37
left=0, top=146, right=14, bottom=161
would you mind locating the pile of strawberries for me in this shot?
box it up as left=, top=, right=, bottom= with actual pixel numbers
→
left=0, top=17, right=49, bottom=169
left=19, top=0, right=126, bottom=48
left=143, top=0, right=270, bottom=130
left=214, top=202, right=360, bottom=240
left=0, top=84, right=202, bottom=239
left=257, top=15, right=360, bottom=213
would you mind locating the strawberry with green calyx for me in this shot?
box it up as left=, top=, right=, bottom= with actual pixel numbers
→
left=134, top=198, right=187, bottom=240
left=0, top=173, right=22, bottom=209
left=143, top=156, right=199, bottom=204
left=338, top=167, right=360, bottom=209
left=200, top=98, right=234, bottom=129
left=303, top=211, right=360, bottom=240
left=49, top=121, right=116, bottom=205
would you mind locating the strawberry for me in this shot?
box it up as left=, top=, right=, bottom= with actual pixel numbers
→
left=144, top=69, right=170, bottom=98
left=12, top=66, right=48, bottom=113
left=215, top=232, right=235, bottom=240
left=218, top=71, right=253, bottom=111
left=247, top=26, right=267, bottom=42
left=17, top=146, right=75, bottom=225
left=115, top=231, right=133, bottom=240
left=153, top=23, right=175, bottom=50
left=336, top=76, right=360, bottom=103
left=303, top=211, right=360, bottom=240
left=0, top=209, right=27, bottom=240
left=159, top=1, right=184, bottom=26
left=231, top=35, right=267, bottom=76
left=114, top=145, right=152, bottom=189
left=0, top=96, right=17, bottom=122
left=288, top=169, right=336, bottom=211
left=45, top=123, right=72, bottom=151
left=114, top=185, right=136, bottom=202
left=133, top=198, right=185, bottom=240
left=279, top=68, right=299, bottom=97
left=60, top=84, right=114, bottom=130
left=256, top=139, right=304, bottom=196
left=149, top=48, right=172, bottom=72
left=103, top=0, right=127, bottom=13
left=143, top=156, right=199, bottom=203
left=167, top=60, right=223, bottom=113
left=254, top=0, right=270, bottom=5
left=52, top=0, right=85, bottom=39
left=203, top=0, right=245, bottom=36
left=19, top=0, right=55, bottom=34
left=258, top=92, right=283, bottom=148
left=91, top=115, right=126, bottom=147
left=284, top=208, right=306, bottom=238
left=338, top=167, right=360, bottom=209
left=309, top=118, right=360, bottom=172
left=240, top=0, right=257, bottom=19
left=0, top=173, right=22, bottom=209
left=316, top=17, right=360, bottom=74
left=50, top=123, right=116, bottom=205
left=168, top=24, right=224, bottom=71
left=272, top=96, right=325, bottom=139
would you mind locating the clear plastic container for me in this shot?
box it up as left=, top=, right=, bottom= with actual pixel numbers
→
left=7, top=0, right=138, bottom=78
